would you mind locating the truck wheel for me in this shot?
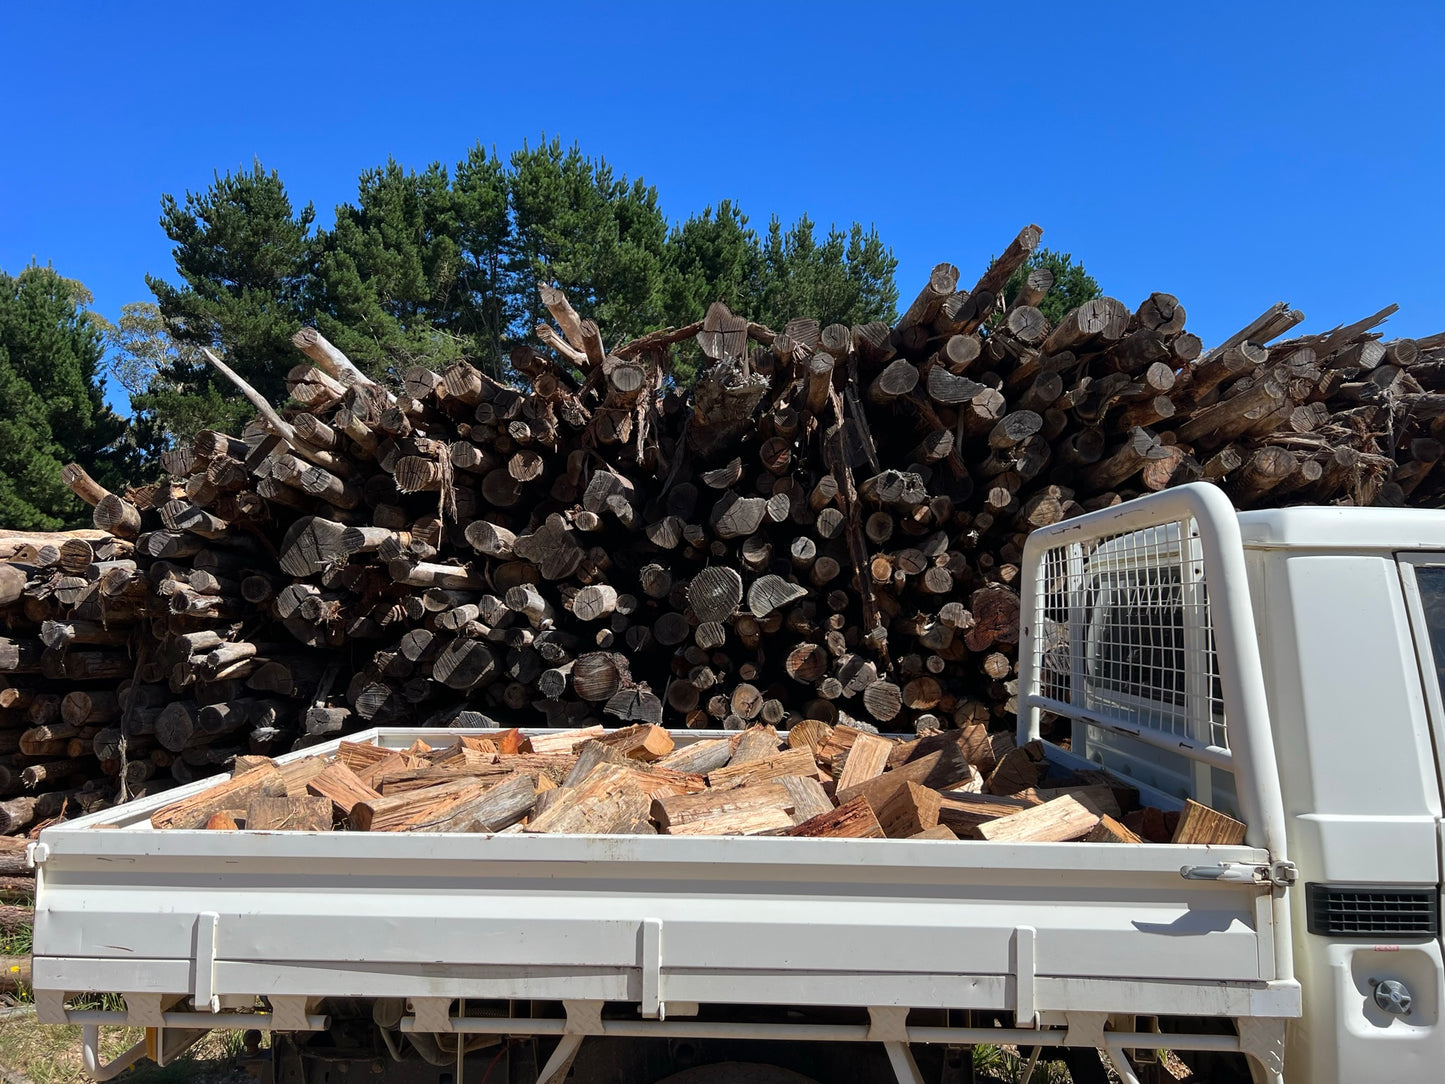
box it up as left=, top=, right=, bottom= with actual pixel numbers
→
left=653, top=1065, right=821, bottom=1084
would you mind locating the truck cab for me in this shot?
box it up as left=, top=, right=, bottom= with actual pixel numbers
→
left=1017, top=490, right=1445, bottom=1082
left=1240, top=508, right=1445, bottom=1082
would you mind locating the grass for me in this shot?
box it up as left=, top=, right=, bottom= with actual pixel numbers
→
left=2, top=913, right=34, bottom=1008
left=0, top=1022, right=251, bottom=1084
left=0, top=921, right=33, bottom=957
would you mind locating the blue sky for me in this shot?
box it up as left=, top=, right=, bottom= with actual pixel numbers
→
left=2, top=2, right=1441, bottom=412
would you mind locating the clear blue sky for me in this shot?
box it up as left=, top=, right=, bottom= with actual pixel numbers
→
left=2, top=1, right=1441, bottom=413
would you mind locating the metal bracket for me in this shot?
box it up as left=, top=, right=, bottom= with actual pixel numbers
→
left=1012, top=926, right=1038, bottom=1027
left=124, top=993, right=175, bottom=1028
left=34, top=989, right=67, bottom=1024
left=882, top=1040, right=925, bottom=1084
left=1237, top=1016, right=1286, bottom=1080
left=192, top=912, right=219, bottom=1013
left=270, top=996, right=325, bottom=1032
left=640, top=917, right=663, bottom=1019
left=1063, top=1012, right=1109, bottom=1049
left=867, top=1006, right=910, bottom=1043
left=867, top=1008, right=923, bottom=1084
left=536, top=1034, right=584, bottom=1084
left=410, top=998, right=455, bottom=1034
left=1180, top=861, right=1296, bottom=887
left=562, top=999, right=604, bottom=1036
left=148, top=1024, right=209, bottom=1068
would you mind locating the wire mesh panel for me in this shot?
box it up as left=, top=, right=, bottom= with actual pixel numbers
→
left=1025, top=514, right=1237, bottom=809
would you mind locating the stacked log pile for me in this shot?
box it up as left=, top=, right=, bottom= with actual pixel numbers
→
left=4, top=221, right=1445, bottom=834
left=145, top=723, right=1247, bottom=845
left=1, top=524, right=143, bottom=835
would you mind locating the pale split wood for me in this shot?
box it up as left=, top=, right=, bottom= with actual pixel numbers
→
left=972, top=794, right=1102, bottom=843
left=151, top=764, right=288, bottom=830
left=1170, top=799, right=1247, bottom=845
left=524, top=763, right=650, bottom=834
left=706, top=748, right=817, bottom=790
left=835, top=732, right=894, bottom=791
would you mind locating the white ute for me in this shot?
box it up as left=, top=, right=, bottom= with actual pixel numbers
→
left=24, top=482, right=1445, bottom=1083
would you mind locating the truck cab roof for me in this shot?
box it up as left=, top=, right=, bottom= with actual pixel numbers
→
left=1236, top=505, right=1445, bottom=551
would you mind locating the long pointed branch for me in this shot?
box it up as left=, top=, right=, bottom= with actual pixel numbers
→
left=202, top=348, right=356, bottom=477
left=202, top=347, right=297, bottom=444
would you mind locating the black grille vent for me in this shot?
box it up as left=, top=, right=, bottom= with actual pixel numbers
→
left=1306, top=884, right=1439, bottom=938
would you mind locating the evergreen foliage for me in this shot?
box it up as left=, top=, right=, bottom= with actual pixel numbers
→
left=129, top=139, right=1019, bottom=447
left=508, top=138, right=671, bottom=344
left=0, top=266, right=128, bottom=528
left=142, top=161, right=316, bottom=439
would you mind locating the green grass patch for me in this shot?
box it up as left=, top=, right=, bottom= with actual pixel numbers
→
left=0, top=1022, right=251, bottom=1084
left=1, top=920, right=34, bottom=957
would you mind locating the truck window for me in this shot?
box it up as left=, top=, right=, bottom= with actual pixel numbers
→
left=1411, top=566, right=1445, bottom=699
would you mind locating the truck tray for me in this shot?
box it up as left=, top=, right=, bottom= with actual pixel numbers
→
left=30, top=727, right=1300, bottom=1030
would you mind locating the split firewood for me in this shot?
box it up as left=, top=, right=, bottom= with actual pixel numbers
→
left=1028, top=784, right=1121, bottom=818
left=787, top=795, right=885, bottom=838
left=728, top=724, right=780, bottom=763
left=653, top=782, right=795, bottom=835
left=707, top=748, right=817, bottom=790
left=835, top=744, right=975, bottom=807
left=246, top=795, right=333, bottom=832
left=972, top=794, right=1102, bottom=843
left=409, top=772, right=537, bottom=834
left=1085, top=815, right=1143, bottom=843
left=524, top=763, right=651, bottom=834
left=777, top=775, right=834, bottom=823
left=834, top=731, right=894, bottom=791
left=936, top=791, right=1041, bottom=835
left=870, top=781, right=943, bottom=838
left=909, top=824, right=959, bottom=841
left=594, top=723, right=674, bottom=762
left=655, top=737, right=735, bottom=774
left=351, top=779, right=490, bottom=832
left=306, top=761, right=381, bottom=815
left=1170, top=799, right=1248, bottom=845
left=150, top=764, right=288, bottom=830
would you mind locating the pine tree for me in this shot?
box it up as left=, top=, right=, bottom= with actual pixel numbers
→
left=450, top=144, right=516, bottom=375
left=508, top=138, right=670, bottom=341
left=143, top=162, right=316, bottom=441
left=135, top=141, right=904, bottom=439
left=311, top=159, right=469, bottom=379
left=0, top=266, right=128, bottom=528
left=662, top=200, right=765, bottom=322
left=660, top=201, right=766, bottom=385
left=757, top=215, right=899, bottom=329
